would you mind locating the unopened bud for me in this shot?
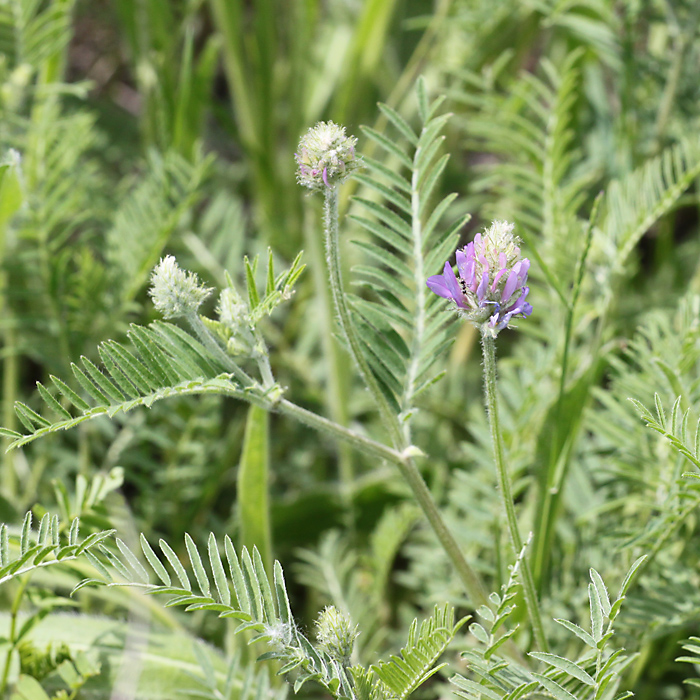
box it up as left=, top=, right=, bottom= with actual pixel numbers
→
left=149, top=256, right=212, bottom=319
left=315, top=606, right=358, bottom=665
left=295, top=122, right=362, bottom=191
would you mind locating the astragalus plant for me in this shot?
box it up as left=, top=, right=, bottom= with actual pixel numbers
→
left=1, top=50, right=700, bottom=700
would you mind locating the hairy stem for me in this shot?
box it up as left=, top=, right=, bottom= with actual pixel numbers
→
left=480, top=331, right=548, bottom=651
left=186, top=313, right=254, bottom=387
left=304, top=202, right=355, bottom=507
left=321, top=187, right=489, bottom=607
left=323, top=187, right=402, bottom=444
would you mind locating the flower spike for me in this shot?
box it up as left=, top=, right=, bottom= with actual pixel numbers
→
left=426, top=221, right=532, bottom=336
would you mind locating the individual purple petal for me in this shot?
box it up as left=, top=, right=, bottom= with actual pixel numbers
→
left=476, top=271, right=489, bottom=302
left=426, top=274, right=452, bottom=299
left=499, top=252, right=507, bottom=268
left=491, top=267, right=508, bottom=291
left=502, top=269, right=519, bottom=303
left=457, top=250, right=476, bottom=290
left=441, top=261, right=465, bottom=304
left=322, top=167, right=330, bottom=187
left=517, top=258, right=530, bottom=282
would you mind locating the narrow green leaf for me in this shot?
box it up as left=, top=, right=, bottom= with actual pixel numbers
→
left=555, top=618, right=596, bottom=648
left=354, top=173, right=412, bottom=215
left=360, top=126, right=413, bottom=169
left=185, top=533, right=211, bottom=597
left=20, top=511, right=32, bottom=555
left=418, top=154, right=450, bottom=218
left=274, top=560, right=293, bottom=625
left=160, top=538, right=191, bottom=591
left=266, top=248, right=275, bottom=297
left=16, top=403, right=50, bottom=429
left=378, top=102, right=418, bottom=145
left=253, top=546, right=276, bottom=623
left=589, top=582, right=603, bottom=642
left=80, top=356, right=124, bottom=402
left=208, top=533, right=231, bottom=606
left=140, top=534, right=171, bottom=586
left=617, top=555, right=647, bottom=599
left=36, top=382, right=71, bottom=420
left=37, top=514, right=50, bottom=546
left=0, top=524, right=7, bottom=567
left=532, top=674, right=577, bottom=700
left=237, top=405, right=272, bottom=574
left=225, top=535, right=250, bottom=614
left=363, top=155, right=411, bottom=193
left=245, top=256, right=260, bottom=309
left=241, top=547, right=263, bottom=622
left=416, top=77, right=429, bottom=123
left=68, top=518, right=79, bottom=546
left=98, top=346, right=138, bottom=399
left=590, top=569, right=611, bottom=617
left=70, top=363, right=109, bottom=405
left=353, top=196, right=412, bottom=239
left=115, top=538, right=149, bottom=583
left=104, top=341, right=158, bottom=392
left=530, top=652, right=595, bottom=686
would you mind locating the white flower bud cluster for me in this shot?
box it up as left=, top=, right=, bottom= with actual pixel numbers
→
left=149, top=256, right=212, bottom=320
left=315, top=606, right=358, bottom=665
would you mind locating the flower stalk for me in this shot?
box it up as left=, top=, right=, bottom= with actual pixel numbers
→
left=480, top=330, right=548, bottom=651
left=321, top=186, right=489, bottom=608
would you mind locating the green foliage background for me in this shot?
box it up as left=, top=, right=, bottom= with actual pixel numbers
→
left=1, top=0, right=700, bottom=698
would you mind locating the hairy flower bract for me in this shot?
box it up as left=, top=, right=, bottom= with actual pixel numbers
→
left=427, top=221, right=532, bottom=335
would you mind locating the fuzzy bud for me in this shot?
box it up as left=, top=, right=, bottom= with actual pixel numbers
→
left=295, top=122, right=362, bottom=191
left=149, top=256, right=212, bottom=319
left=218, top=286, right=250, bottom=330
left=315, top=606, right=358, bottom=665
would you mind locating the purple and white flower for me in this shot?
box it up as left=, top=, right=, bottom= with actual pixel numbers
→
left=426, top=220, right=532, bottom=336
left=295, top=122, right=362, bottom=191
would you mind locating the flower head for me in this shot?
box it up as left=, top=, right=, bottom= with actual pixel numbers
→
left=315, top=605, right=358, bottom=665
left=295, top=121, right=362, bottom=191
left=149, top=255, right=212, bottom=319
left=426, top=221, right=532, bottom=336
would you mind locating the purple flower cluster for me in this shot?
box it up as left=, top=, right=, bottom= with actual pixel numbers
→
left=427, top=221, right=532, bottom=336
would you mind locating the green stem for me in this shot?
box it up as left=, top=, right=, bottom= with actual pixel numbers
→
left=480, top=331, right=548, bottom=651
left=186, top=313, right=254, bottom=387
left=304, top=202, right=355, bottom=510
left=2, top=330, right=18, bottom=499
left=321, top=187, right=489, bottom=607
left=0, top=575, right=29, bottom=695
left=323, top=187, right=402, bottom=445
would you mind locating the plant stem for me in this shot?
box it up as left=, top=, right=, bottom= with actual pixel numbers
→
left=304, top=202, right=355, bottom=512
left=186, top=313, right=254, bottom=387
left=321, top=186, right=489, bottom=607
left=323, top=187, right=402, bottom=445
left=0, top=575, right=29, bottom=695
left=480, top=331, right=548, bottom=651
